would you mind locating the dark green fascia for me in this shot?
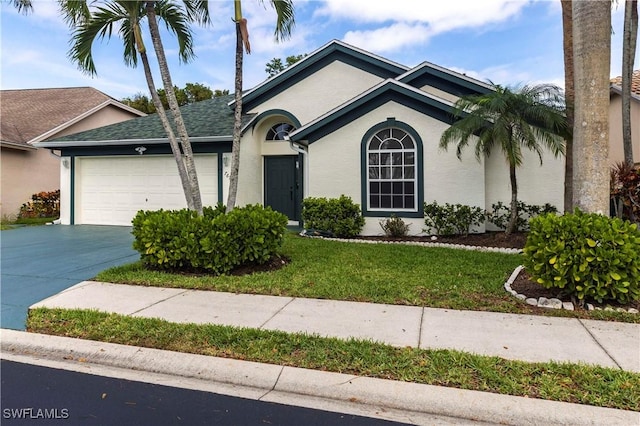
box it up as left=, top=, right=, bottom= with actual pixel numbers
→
left=292, top=83, right=456, bottom=144
left=59, top=141, right=232, bottom=157
left=359, top=118, right=424, bottom=218
left=399, top=66, right=492, bottom=97
left=241, top=44, right=407, bottom=112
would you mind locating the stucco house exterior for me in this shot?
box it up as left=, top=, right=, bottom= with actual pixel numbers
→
left=36, top=40, right=564, bottom=234
left=609, top=70, right=640, bottom=167
left=1, top=87, right=145, bottom=218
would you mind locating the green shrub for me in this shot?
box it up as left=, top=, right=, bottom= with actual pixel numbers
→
left=132, top=204, right=287, bottom=275
left=522, top=210, right=640, bottom=305
left=301, top=195, right=365, bottom=238
left=379, top=214, right=411, bottom=237
left=486, top=201, right=558, bottom=231
left=18, top=190, right=60, bottom=218
left=423, top=201, right=484, bottom=236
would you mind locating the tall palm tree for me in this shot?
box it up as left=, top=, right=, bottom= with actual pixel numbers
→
left=226, top=0, right=295, bottom=212
left=145, top=0, right=210, bottom=214
left=63, top=0, right=207, bottom=213
left=440, top=83, right=567, bottom=235
left=571, top=0, right=611, bottom=214
left=561, top=0, right=575, bottom=213
left=622, top=0, right=638, bottom=166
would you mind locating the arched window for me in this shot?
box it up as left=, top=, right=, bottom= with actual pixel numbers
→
left=366, top=127, right=417, bottom=211
left=266, top=122, right=296, bottom=141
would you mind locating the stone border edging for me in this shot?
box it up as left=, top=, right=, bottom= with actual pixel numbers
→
left=504, top=266, right=639, bottom=315
left=302, top=233, right=522, bottom=254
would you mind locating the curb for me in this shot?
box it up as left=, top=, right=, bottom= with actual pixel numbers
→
left=2, top=330, right=638, bottom=426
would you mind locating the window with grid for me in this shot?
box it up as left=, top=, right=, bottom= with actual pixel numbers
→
left=366, top=127, right=417, bottom=211
left=266, top=123, right=296, bottom=141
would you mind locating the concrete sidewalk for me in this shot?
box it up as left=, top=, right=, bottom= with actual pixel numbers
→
left=30, top=281, right=640, bottom=372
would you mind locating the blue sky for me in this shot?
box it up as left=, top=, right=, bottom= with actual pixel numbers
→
left=1, top=0, right=636, bottom=101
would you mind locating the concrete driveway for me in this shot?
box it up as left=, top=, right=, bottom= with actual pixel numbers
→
left=1, top=225, right=138, bottom=330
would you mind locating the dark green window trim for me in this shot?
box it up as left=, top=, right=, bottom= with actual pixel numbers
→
left=250, top=109, right=302, bottom=132
left=360, top=118, right=424, bottom=218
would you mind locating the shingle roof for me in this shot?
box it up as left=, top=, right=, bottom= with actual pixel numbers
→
left=51, top=94, right=240, bottom=143
left=0, top=87, right=122, bottom=146
left=610, top=69, right=640, bottom=96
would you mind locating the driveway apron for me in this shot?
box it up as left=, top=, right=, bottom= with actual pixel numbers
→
left=1, top=225, right=138, bottom=330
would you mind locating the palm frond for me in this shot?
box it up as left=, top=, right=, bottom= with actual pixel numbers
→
left=154, top=0, right=195, bottom=64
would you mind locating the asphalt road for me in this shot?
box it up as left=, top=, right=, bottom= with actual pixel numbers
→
left=1, top=360, right=410, bottom=426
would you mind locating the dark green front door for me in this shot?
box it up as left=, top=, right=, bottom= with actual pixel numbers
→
left=264, top=156, right=301, bottom=221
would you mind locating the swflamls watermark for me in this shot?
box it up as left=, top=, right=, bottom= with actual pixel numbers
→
left=3, top=408, right=69, bottom=420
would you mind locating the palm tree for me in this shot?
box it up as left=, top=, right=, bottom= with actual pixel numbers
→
left=622, top=0, right=638, bottom=166
left=439, top=83, right=567, bottom=235
left=571, top=0, right=611, bottom=214
left=561, top=0, right=575, bottom=213
left=145, top=0, right=210, bottom=214
left=63, top=0, right=207, bottom=213
left=226, top=0, right=295, bottom=212
left=8, top=0, right=30, bottom=12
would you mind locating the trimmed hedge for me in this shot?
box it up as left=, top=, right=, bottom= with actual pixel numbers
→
left=301, top=195, right=365, bottom=238
left=132, top=204, right=288, bottom=275
left=522, top=210, right=640, bottom=305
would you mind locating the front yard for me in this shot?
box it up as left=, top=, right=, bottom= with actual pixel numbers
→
left=27, top=232, right=640, bottom=411
left=93, top=232, right=638, bottom=323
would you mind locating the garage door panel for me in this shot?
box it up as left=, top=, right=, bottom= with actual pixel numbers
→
left=76, top=155, right=218, bottom=225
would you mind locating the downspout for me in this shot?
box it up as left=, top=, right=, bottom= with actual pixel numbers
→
left=286, top=136, right=307, bottom=156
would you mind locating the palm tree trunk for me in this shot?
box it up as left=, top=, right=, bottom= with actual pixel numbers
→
left=622, top=0, right=638, bottom=166
left=507, top=163, right=518, bottom=235
left=561, top=0, right=575, bottom=213
left=226, top=2, right=244, bottom=212
left=145, top=1, right=203, bottom=215
left=139, top=51, right=194, bottom=209
left=572, top=0, right=611, bottom=214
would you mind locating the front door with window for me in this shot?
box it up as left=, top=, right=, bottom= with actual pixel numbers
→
left=264, top=156, right=302, bottom=221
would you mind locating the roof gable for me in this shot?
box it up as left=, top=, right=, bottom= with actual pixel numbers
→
left=398, top=62, right=492, bottom=98
left=289, top=79, right=456, bottom=144
left=237, top=39, right=409, bottom=112
left=0, top=87, right=144, bottom=147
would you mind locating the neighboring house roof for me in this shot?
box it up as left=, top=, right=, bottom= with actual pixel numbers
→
left=0, top=87, right=145, bottom=149
left=37, top=94, right=255, bottom=148
left=610, top=69, right=640, bottom=101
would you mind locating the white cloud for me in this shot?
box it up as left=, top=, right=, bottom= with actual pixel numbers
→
left=316, top=0, right=531, bottom=31
left=343, top=22, right=435, bottom=53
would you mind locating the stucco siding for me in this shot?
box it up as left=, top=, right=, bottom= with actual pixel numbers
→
left=419, top=85, right=459, bottom=103
left=0, top=147, right=60, bottom=218
left=609, top=95, right=640, bottom=165
left=483, top=147, right=565, bottom=221
left=306, top=101, right=485, bottom=235
left=249, top=61, right=385, bottom=125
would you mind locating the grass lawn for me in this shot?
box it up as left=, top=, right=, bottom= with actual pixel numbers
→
left=96, top=232, right=638, bottom=323
left=27, top=308, right=640, bottom=411
left=0, top=216, right=58, bottom=230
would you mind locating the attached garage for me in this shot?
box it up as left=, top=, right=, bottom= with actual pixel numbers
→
left=75, top=155, right=219, bottom=226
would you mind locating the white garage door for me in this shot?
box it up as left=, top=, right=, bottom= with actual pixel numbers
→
left=76, top=155, right=218, bottom=225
